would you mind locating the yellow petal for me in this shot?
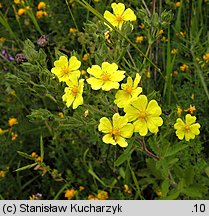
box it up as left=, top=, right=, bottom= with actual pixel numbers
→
left=102, top=134, right=116, bottom=145
left=112, top=113, right=128, bottom=129
left=131, top=88, right=142, bottom=98
left=120, top=124, right=134, bottom=138
left=146, top=100, right=162, bottom=116
left=131, top=95, right=147, bottom=111
left=133, top=74, right=141, bottom=88
left=133, top=119, right=148, bottom=136
left=102, top=62, right=118, bottom=72
left=73, top=94, right=83, bottom=109
left=176, top=130, right=185, bottom=140
left=190, top=123, right=200, bottom=135
left=185, top=131, right=195, bottom=141
left=116, top=136, right=128, bottom=147
left=114, top=90, right=131, bottom=108
left=147, top=116, right=163, bottom=133
left=124, top=105, right=139, bottom=121
left=98, top=117, right=112, bottom=133
left=104, top=11, right=118, bottom=27
left=102, top=81, right=119, bottom=91
left=111, top=3, right=125, bottom=16
left=122, top=8, right=137, bottom=21
left=54, top=56, right=68, bottom=67
left=87, top=65, right=102, bottom=78
left=86, top=77, right=103, bottom=90
left=69, top=56, right=81, bottom=71
left=62, top=93, right=74, bottom=108
left=185, top=114, right=196, bottom=125
left=110, top=71, right=126, bottom=82
left=174, top=118, right=185, bottom=129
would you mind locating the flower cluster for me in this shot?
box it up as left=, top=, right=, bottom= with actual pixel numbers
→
left=50, top=2, right=201, bottom=149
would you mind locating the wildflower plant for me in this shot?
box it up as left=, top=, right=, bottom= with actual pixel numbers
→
left=0, top=0, right=208, bottom=200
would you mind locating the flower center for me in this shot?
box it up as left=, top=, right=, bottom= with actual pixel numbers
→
left=71, top=86, right=78, bottom=96
left=62, top=67, right=69, bottom=75
left=101, top=72, right=110, bottom=81
left=125, top=85, right=132, bottom=94
left=138, top=111, right=148, bottom=120
left=111, top=128, right=121, bottom=138
left=116, top=15, right=123, bottom=23
left=185, top=124, right=190, bottom=131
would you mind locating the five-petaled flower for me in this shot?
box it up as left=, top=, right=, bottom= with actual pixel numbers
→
left=104, top=3, right=136, bottom=29
left=62, top=73, right=84, bottom=109
left=124, top=95, right=163, bottom=136
left=98, top=113, right=134, bottom=147
left=174, top=114, right=200, bottom=141
left=51, top=56, right=81, bottom=82
left=114, top=73, right=142, bottom=108
left=86, top=62, right=125, bottom=91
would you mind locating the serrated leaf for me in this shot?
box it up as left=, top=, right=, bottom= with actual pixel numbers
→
left=165, top=143, right=188, bottom=157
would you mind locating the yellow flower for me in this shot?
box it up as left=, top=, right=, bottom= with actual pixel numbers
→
left=175, top=2, right=181, bottom=7
left=51, top=56, right=81, bottom=82
left=180, top=31, right=186, bottom=37
left=8, top=117, right=18, bottom=127
left=87, top=62, right=125, bottom=91
left=88, top=195, right=98, bottom=200
left=104, top=3, right=136, bottom=29
left=124, top=184, right=132, bottom=194
left=0, top=170, right=6, bottom=178
left=82, top=53, right=89, bottom=61
left=158, top=29, right=164, bottom=35
left=185, top=104, right=196, bottom=114
left=11, top=132, right=18, bottom=140
left=17, top=8, right=25, bottom=16
left=114, top=73, right=142, bottom=108
left=65, top=189, right=76, bottom=200
left=124, top=95, right=163, bottom=136
left=161, top=36, right=168, bottom=42
left=0, top=37, right=6, bottom=44
left=37, top=2, right=46, bottom=10
left=62, top=73, right=84, bottom=109
left=191, top=93, right=195, bottom=100
left=97, top=190, right=108, bottom=200
left=79, top=186, right=85, bottom=191
left=203, top=53, right=209, bottom=63
left=171, top=49, right=177, bottom=55
left=36, top=10, right=48, bottom=19
left=98, top=113, right=134, bottom=147
left=146, top=71, right=151, bottom=78
left=136, top=35, right=144, bottom=43
left=14, top=0, right=24, bottom=4
left=139, top=23, right=144, bottom=29
left=180, top=63, right=188, bottom=71
left=177, top=107, right=182, bottom=116
left=174, top=114, right=200, bottom=141
left=81, top=69, right=86, bottom=75
left=0, top=3, right=2, bottom=8
left=69, top=27, right=77, bottom=33
left=58, top=112, right=64, bottom=118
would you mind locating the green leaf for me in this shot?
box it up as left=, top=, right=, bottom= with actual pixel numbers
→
left=184, top=167, right=194, bottom=186
left=114, top=142, right=133, bottom=167
left=17, top=151, right=34, bottom=160
left=161, top=179, right=170, bottom=197
left=165, top=143, right=188, bottom=157
left=205, top=167, right=209, bottom=177
left=183, top=187, right=202, bottom=198
left=163, top=190, right=180, bottom=200
left=14, top=163, right=37, bottom=172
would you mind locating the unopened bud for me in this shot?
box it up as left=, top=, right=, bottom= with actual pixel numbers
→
left=37, top=35, right=49, bottom=48
left=15, top=53, right=27, bottom=64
